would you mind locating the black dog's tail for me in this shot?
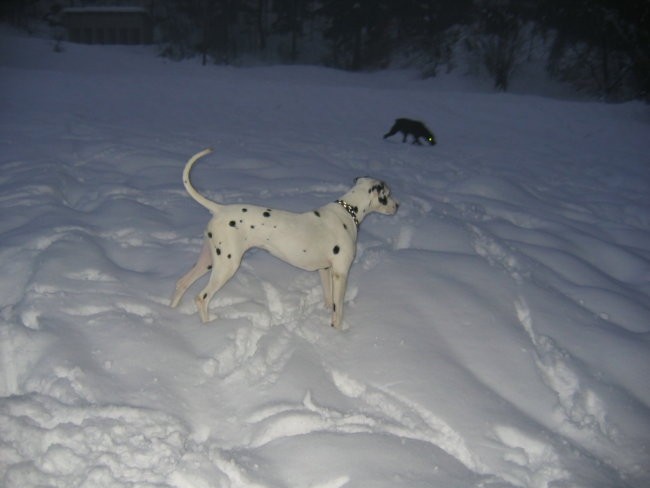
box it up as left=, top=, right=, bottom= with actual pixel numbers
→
left=182, top=148, right=222, bottom=214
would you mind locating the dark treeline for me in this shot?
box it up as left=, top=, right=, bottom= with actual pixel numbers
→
left=3, top=0, right=649, bottom=101
left=153, top=0, right=649, bottom=101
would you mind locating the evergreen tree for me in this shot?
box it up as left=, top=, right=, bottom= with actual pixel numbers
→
left=272, top=0, right=315, bottom=62
left=541, top=0, right=649, bottom=100
left=319, top=0, right=392, bottom=70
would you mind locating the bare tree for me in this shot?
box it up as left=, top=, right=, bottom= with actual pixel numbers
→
left=542, top=0, right=650, bottom=101
left=465, top=0, right=528, bottom=91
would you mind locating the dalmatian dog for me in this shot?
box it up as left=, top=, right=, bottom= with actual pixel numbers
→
left=170, top=148, right=398, bottom=329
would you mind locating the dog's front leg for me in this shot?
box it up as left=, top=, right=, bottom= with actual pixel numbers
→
left=319, top=267, right=333, bottom=310
left=330, top=268, right=349, bottom=330
left=170, top=238, right=212, bottom=308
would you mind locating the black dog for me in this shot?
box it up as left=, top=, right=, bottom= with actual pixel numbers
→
left=383, top=118, right=436, bottom=145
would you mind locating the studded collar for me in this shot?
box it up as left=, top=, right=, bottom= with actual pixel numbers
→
left=335, top=199, right=360, bottom=229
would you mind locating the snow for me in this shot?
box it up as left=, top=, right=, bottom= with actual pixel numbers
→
left=1, top=28, right=649, bottom=488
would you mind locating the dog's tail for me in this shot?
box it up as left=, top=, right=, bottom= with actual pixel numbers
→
left=183, top=148, right=221, bottom=214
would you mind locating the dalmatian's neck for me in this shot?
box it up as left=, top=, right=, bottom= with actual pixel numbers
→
left=335, top=199, right=360, bottom=228
left=335, top=182, right=377, bottom=227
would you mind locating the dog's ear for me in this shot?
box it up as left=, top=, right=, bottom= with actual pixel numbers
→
left=354, top=176, right=371, bottom=183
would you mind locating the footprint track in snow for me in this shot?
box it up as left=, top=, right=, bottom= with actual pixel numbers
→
left=470, top=225, right=529, bottom=284
left=246, top=369, right=487, bottom=476
left=0, top=393, right=188, bottom=486
left=201, top=277, right=328, bottom=382
left=490, top=424, right=569, bottom=488
left=515, top=298, right=614, bottom=438
left=330, top=370, right=486, bottom=474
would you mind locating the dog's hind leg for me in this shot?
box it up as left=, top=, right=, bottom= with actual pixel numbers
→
left=195, top=248, right=242, bottom=323
left=170, top=238, right=212, bottom=308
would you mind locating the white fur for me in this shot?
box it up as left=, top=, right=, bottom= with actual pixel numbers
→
left=171, top=148, right=398, bottom=329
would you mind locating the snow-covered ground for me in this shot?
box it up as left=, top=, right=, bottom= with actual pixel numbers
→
left=1, top=29, right=649, bottom=488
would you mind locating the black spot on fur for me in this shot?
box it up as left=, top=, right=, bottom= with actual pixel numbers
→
left=242, top=208, right=248, bottom=212
left=250, top=225, right=255, bottom=229
left=227, top=254, right=232, bottom=259
left=343, top=223, right=347, bottom=230
left=207, top=265, right=212, bottom=270
left=216, top=248, right=221, bottom=255
left=203, top=293, right=207, bottom=299
left=314, top=211, right=320, bottom=217
left=229, top=221, right=236, bottom=227
left=369, top=182, right=390, bottom=205
left=333, top=303, right=336, bottom=312
left=207, top=232, right=212, bottom=238
left=263, top=211, right=271, bottom=218
left=333, top=245, right=340, bottom=255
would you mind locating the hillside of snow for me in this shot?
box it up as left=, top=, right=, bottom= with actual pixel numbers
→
left=1, top=29, right=649, bottom=488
